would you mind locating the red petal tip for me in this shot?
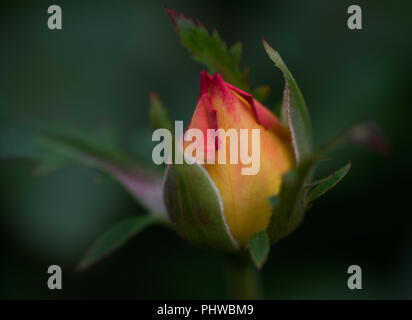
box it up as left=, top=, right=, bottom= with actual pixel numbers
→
left=198, top=71, right=212, bottom=100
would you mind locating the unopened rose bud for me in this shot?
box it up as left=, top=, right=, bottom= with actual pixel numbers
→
left=164, top=71, right=294, bottom=248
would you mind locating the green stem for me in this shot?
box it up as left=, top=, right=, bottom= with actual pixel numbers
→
left=225, top=253, right=262, bottom=299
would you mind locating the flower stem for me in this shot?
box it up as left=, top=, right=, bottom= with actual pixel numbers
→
left=225, top=253, right=262, bottom=299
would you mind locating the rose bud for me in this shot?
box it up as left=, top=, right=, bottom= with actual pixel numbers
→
left=164, top=71, right=294, bottom=248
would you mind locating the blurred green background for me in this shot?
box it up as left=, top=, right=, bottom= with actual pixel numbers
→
left=1, top=0, right=412, bottom=299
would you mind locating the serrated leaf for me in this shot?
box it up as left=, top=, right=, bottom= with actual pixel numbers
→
left=77, top=215, right=157, bottom=271
left=165, top=7, right=249, bottom=91
left=164, top=162, right=238, bottom=251
left=263, top=40, right=312, bottom=163
left=247, top=230, right=270, bottom=269
left=306, top=162, right=351, bottom=203
left=267, top=159, right=316, bottom=244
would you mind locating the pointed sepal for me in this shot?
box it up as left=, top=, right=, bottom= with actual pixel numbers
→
left=163, top=162, right=239, bottom=251
left=263, top=39, right=312, bottom=163
left=247, top=230, right=270, bottom=269
left=267, top=159, right=316, bottom=244
left=149, top=92, right=173, bottom=132
left=306, top=162, right=351, bottom=203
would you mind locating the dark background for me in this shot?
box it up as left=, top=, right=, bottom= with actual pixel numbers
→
left=1, top=0, right=411, bottom=299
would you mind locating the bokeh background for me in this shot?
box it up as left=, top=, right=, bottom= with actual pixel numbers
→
left=1, top=0, right=411, bottom=299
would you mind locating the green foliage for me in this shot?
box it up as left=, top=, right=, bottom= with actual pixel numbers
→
left=307, top=163, right=351, bottom=203
left=149, top=92, right=173, bottom=132
left=2, top=9, right=362, bottom=273
left=38, top=132, right=167, bottom=219
left=247, top=230, right=270, bottom=269
left=261, top=40, right=317, bottom=247
left=77, top=215, right=157, bottom=271
left=165, top=7, right=250, bottom=91
left=164, top=163, right=238, bottom=252
left=266, top=158, right=351, bottom=246
left=263, top=40, right=312, bottom=163
left=267, top=159, right=316, bottom=245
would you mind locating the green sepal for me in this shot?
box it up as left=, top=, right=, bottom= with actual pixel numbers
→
left=77, top=215, right=157, bottom=271
left=149, top=92, right=173, bottom=132
left=247, top=230, right=270, bottom=269
left=306, top=162, right=351, bottom=203
left=164, top=163, right=238, bottom=251
left=263, top=39, right=312, bottom=163
left=267, top=159, right=316, bottom=245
